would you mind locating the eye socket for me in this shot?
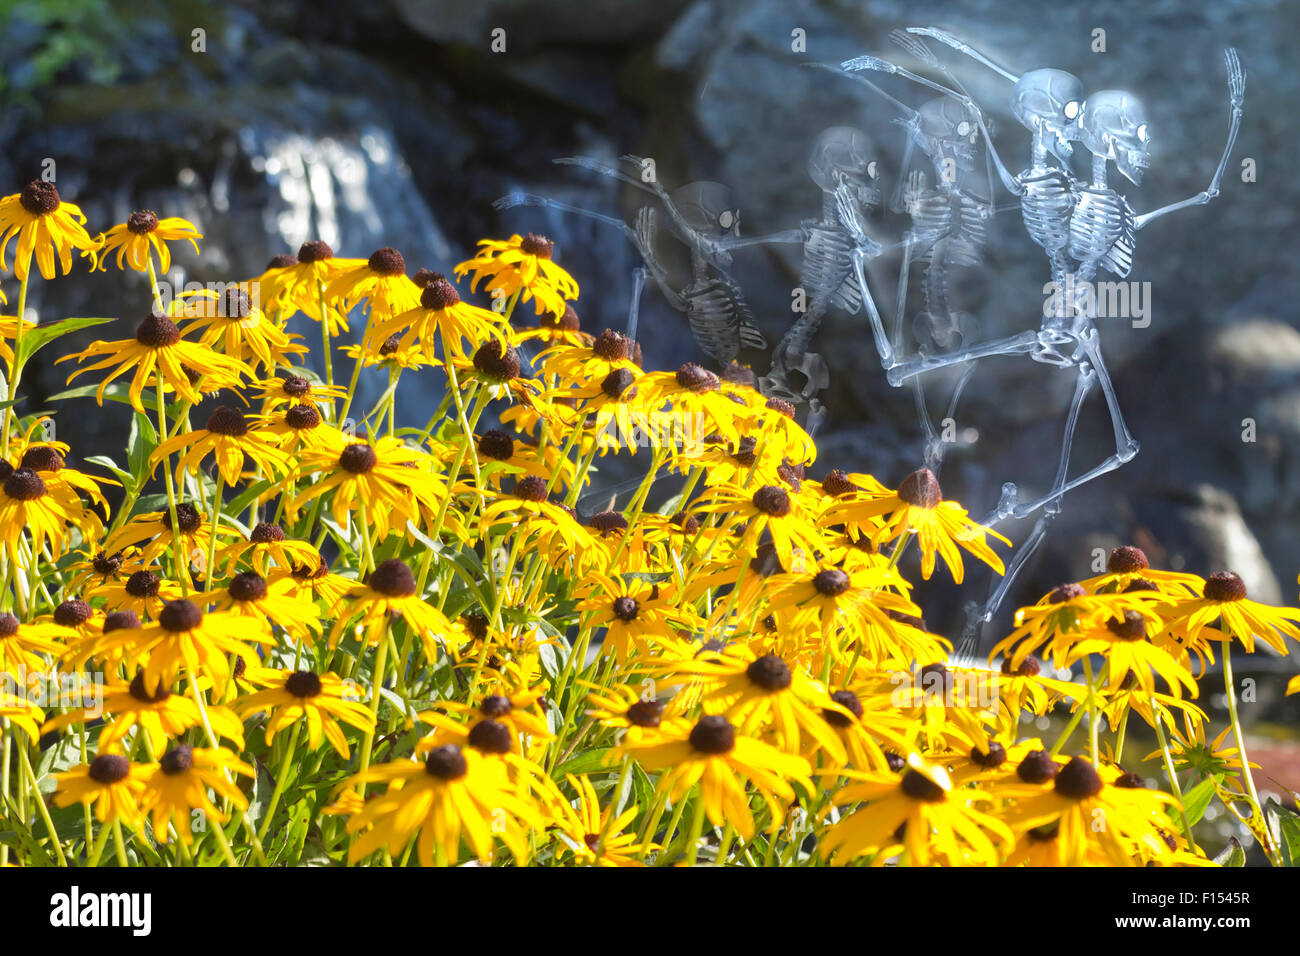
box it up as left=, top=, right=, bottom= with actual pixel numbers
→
left=717, top=210, right=734, bottom=229
left=867, top=161, right=878, bottom=179
left=1137, top=124, right=1148, bottom=143
left=956, top=120, right=971, bottom=136
left=1064, top=100, right=1080, bottom=120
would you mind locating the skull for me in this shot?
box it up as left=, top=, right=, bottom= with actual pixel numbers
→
left=1009, top=68, right=1084, bottom=165
left=807, top=126, right=881, bottom=208
left=912, top=97, right=979, bottom=175
left=670, top=181, right=742, bottom=238
left=1077, top=90, right=1151, bottom=186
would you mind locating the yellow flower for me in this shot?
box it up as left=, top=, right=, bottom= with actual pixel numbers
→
left=555, top=774, right=656, bottom=866
left=325, top=246, right=423, bottom=320
left=54, top=753, right=151, bottom=827
left=140, top=745, right=252, bottom=844
left=234, top=667, right=374, bottom=758
left=179, top=285, right=307, bottom=373
left=454, top=233, right=579, bottom=318
left=92, top=210, right=201, bottom=273
left=328, top=558, right=451, bottom=651
left=260, top=240, right=364, bottom=326
left=0, top=180, right=100, bottom=280
left=0, top=462, right=102, bottom=561
left=59, top=310, right=250, bottom=412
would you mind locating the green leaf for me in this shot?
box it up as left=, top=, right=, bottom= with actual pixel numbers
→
left=1213, top=837, right=1246, bottom=867
left=1266, top=798, right=1300, bottom=867
left=127, top=409, right=158, bottom=480
left=1179, top=775, right=1219, bottom=827
left=554, top=748, right=614, bottom=779
left=46, top=381, right=135, bottom=406
left=16, top=316, right=116, bottom=367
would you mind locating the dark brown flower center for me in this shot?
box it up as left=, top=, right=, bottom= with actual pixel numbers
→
left=229, top=571, right=268, bottom=602
left=601, top=367, right=638, bottom=400
left=205, top=406, right=248, bottom=436
left=1108, top=545, right=1149, bottom=573
left=367, top=246, right=405, bottom=276
left=1048, top=582, right=1087, bottom=603
left=0, top=613, right=19, bottom=638
left=731, top=435, right=758, bottom=467
left=472, top=340, right=520, bottom=380
left=126, top=209, right=159, bottom=234
left=1106, top=609, right=1147, bottom=641
left=412, top=268, right=439, bottom=287
left=671, top=512, right=700, bottom=535
left=479, top=694, right=512, bottom=718
left=674, top=362, right=719, bottom=393
left=722, top=361, right=756, bottom=386
left=136, top=311, right=182, bottom=348
left=970, top=742, right=1007, bottom=768
left=104, top=610, right=142, bottom=633
left=468, top=718, right=513, bottom=754
left=626, top=699, right=664, bottom=728
left=424, top=744, right=468, bottom=780
left=519, top=233, right=553, bottom=258
left=19, top=180, right=60, bottom=216
left=124, top=570, right=160, bottom=598
left=93, top=551, right=125, bottom=576
left=900, top=769, right=946, bottom=802
left=1115, top=771, right=1146, bottom=789
left=161, top=503, right=202, bottom=534
left=128, top=669, right=169, bottom=702
left=897, top=468, right=941, bottom=508
left=282, top=375, right=311, bottom=398
left=1016, top=750, right=1060, bottom=784
left=285, top=404, right=321, bottom=429
left=420, top=275, right=460, bottom=310
left=267, top=253, right=298, bottom=269
left=592, top=329, right=629, bottom=361
left=250, top=522, right=286, bottom=544
left=339, top=443, right=378, bottom=474
left=158, top=599, right=202, bottom=633
left=821, top=470, right=855, bottom=497
left=589, top=511, right=628, bottom=535
left=752, top=485, right=791, bottom=517
left=218, top=288, right=253, bottom=320
left=285, top=670, right=323, bottom=698
left=88, top=754, right=130, bottom=785
left=746, top=654, right=792, bottom=691
left=477, top=429, right=514, bottom=461
left=540, top=304, right=581, bottom=331
left=689, top=715, right=736, bottom=755
left=297, top=240, right=333, bottom=263
left=1203, top=570, right=1246, bottom=602
left=514, top=475, right=549, bottom=502
left=159, top=745, right=193, bottom=775
left=765, top=397, right=795, bottom=420
left=379, top=334, right=401, bottom=356
left=612, top=596, right=638, bottom=622
left=813, top=568, right=851, bottom=597
left=367, top=558, right=417, bottom=597
left=1053, top=756, right=1104, bottom=799
left=21, top=446, right=64, bottom=471
left=823, top=689, right=863, bottom=727
left=4, top=467, right=46, bottom=501
left=53, top=598, right=92, bottom=627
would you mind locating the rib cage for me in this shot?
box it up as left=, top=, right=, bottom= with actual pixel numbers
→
left=800, top=221, right=859, bottom=317
left=1018, top=166, right=1075, bottom=286
left=1069, top=186, right=1136, bottom=278
left=684, top=275, right=765, bottom=365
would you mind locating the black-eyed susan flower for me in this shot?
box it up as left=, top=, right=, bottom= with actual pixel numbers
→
left=621, top=714, right=811, bottom=841
left=555, top=773, right=654, bottom=866
left=0, top=461, right=102, bottom=559
left=1062, top=607, right=1197, bottom=699
left=329, top=558, right=451, bottom=652
left=989, top=582, right=1163, bottom=671
left=289, top=437, right=443, bottom=538
left=1161, top=570, right=1300, bottom=655
left=179, top=286, right=307, bottom=373
left=342, top=744, right=542, bottom=864
left=271, top=550, right=352, bottom=611
left=365, top=273, right=507, bottom=360
left=106, top=501, right=237, bottom=569
left=43, top=670, right=244, bottom=758
left=90, top=567, right=181, bottom=618
left=819, top=755, right=1013, bottom=866
left=0, top=180, right=100, bottom=281
left=234, top=667, right=374, bottom=759
left=325, top=246, right=422, bottom=320
left=0, top=610, right=69, bottom=675
left=0, top=690, right=44, bottom=740
left=201, top=570, right=323, bottom=642
left=59, top=311, right=250, bottom=412
left=93, top=210, right=201, bottom=273
left=822, top=468, right=1009, bottom=583
left=258, top=402, right=344, bottom=455
left=479, top=475, right=595, bottom=557
left=149, top=405, right=291, bottom=488
left=583, top=681, right=668, bottom=745
left=573, top=572, right=696, bottom=665
left=253, top=373, right=345, bottom=414
left=634, top=363, right=746, bottom=445
left=454, top=233, right=579, bottom=318
left=54, top=753, right=150, bottom=827
left=91, top=598, right=273, bottom=695
left=140, top=744, right=252, bottom=844
left=217, top=522, right=321, bottom=578
left=693, top=480, right=824, bottom=570
left=260, top=240, right=364, bottom=326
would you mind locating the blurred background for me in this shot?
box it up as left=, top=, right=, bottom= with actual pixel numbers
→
left=3, top=0, right=1299, bottom=809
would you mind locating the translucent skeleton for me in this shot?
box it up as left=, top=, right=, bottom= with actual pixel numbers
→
left=850, top=35, right=1246, bottom=652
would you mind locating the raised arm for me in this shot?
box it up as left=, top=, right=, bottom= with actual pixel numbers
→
left=1136, top=48, right=1245, bottom=230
